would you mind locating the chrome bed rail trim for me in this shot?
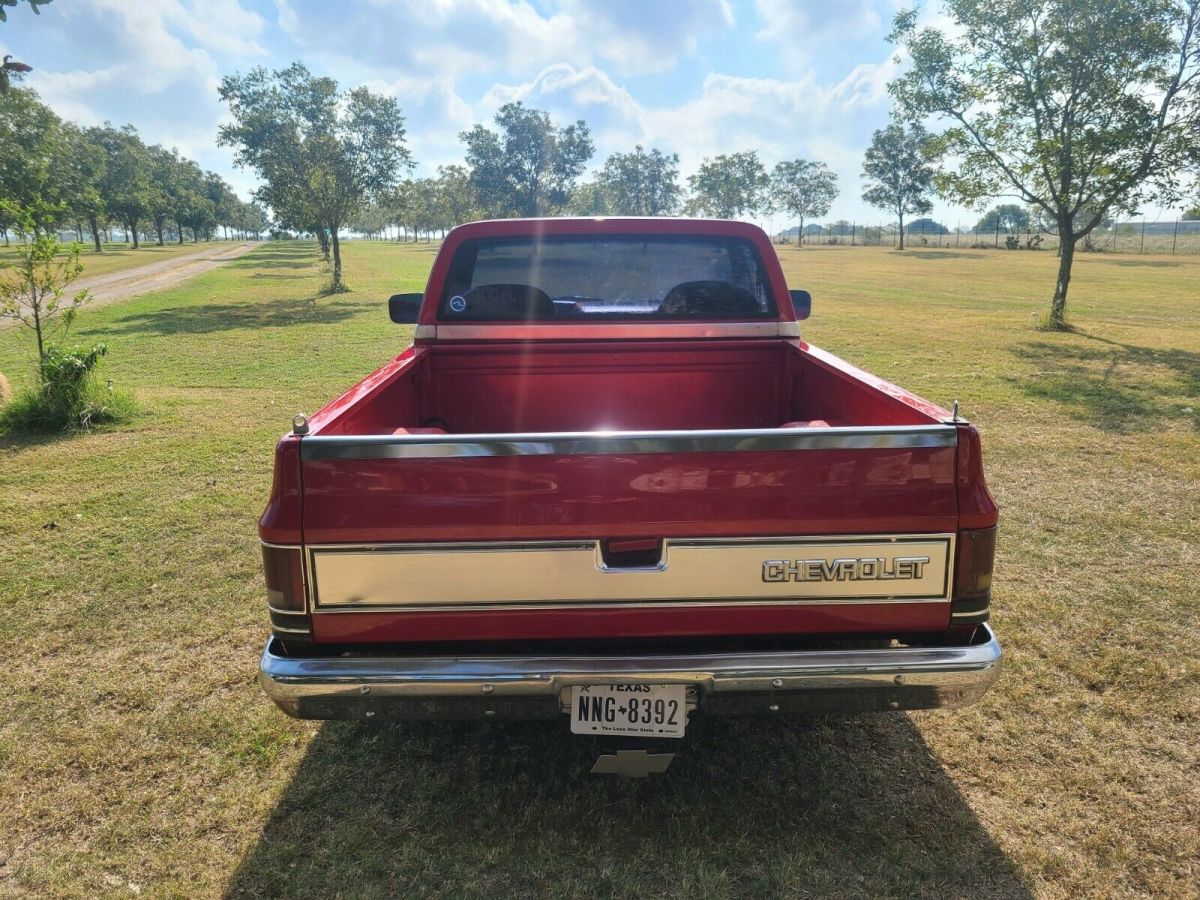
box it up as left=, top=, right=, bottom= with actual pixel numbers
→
left=259, top=624, right=1001, bottom=720
left=299, top=424, right=958, bottom=461
left=419, top=321, right=802, bottom=340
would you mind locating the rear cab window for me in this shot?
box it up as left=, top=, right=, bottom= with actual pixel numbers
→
left=438, top=236, right=778, bottom=321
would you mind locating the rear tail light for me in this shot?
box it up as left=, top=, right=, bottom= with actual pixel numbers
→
left=952, top=526, right=996, bottom=625
left=262, top=544, right=307, bottom=612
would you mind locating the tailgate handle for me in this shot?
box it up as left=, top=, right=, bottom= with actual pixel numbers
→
left=600, top=538, right=666, bottom=572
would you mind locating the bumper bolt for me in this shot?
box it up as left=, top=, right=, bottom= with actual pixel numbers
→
left=482, top=684, right=494, bottom=694
left=768, top=704, right=780, bottom=712
left=359, top=685, right=371, bottom=695
left=894, top=675, right=905, bottom=686
left=771, top=678, right=783, bottom=689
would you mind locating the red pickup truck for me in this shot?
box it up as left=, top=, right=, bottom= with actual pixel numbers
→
left=258, top=217, right=1000, bottom=757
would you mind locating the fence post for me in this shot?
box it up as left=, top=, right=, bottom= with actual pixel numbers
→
left=1172, top=218, right=1179, bottom=254
left=1140, top=219, right=1146, bottom=254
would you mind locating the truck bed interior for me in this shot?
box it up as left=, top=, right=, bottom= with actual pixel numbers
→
left=315, top=340, right=938, bottom=435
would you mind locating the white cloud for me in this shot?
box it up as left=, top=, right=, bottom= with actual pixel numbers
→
left=26, top=0, right=259, bottom=195
left=275, top=0, right=732, bottom=78
left=755, top=0, right=894, bottom=44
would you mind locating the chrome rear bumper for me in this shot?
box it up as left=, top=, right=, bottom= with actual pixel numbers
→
left=259, top=625, right=1001, bottom=721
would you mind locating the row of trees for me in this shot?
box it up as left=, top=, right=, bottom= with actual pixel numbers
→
left=0, top=88, right=267, bottom=250
left=218, top=71, right=845, bottom=259
left=342, top=141, right=842, bottom=244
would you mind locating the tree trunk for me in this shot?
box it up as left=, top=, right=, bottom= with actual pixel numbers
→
left=75, top=222, right=84, bottom=242
left=130, top=220, right=140, bottom=249
left=155, top=218, right=165, bottom=246
left=798, top=216, right=805, bottom=246
left=330, top=224, right=345, bottom=291
left=897, top=210, right=905, bottom=250
left=1049, top=232, right=1075, bottom=329
left=88, top=216, right=102, bottom=252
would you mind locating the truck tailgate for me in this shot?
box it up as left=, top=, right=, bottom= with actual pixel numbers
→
left=298, top=425, right=959, bottom=642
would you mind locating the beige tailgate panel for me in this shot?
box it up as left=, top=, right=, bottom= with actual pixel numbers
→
left=309, top=536, right=954, bottom=611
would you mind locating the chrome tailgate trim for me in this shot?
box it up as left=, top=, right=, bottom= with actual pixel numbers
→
left=299, top=424, right=957, bottom=460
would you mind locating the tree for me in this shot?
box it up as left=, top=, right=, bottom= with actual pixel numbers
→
left=770, top=159, right=838, bottom=245
left=568, top=181, right=610, bottom=216
left=861, top=122, right=938, bottom=250
left=0, top=87, right=69, bottom=233
left=460, top=102, right=593, bottom=217
left=62, top=124, right=106, bottom=250
left=906, top=217, right=949, bottom=234
left=596, top=146, right=681, bottom=216
left=220, top=63, right=413, bottom=291
left=94, top=124, right=152, bottom=248
left=976, top=204, right=1031, bottom=235
left=1183, top=206, right=1200, bottom=220
left=889, top=1, right=1200, bottom=328
left=686, top=151, right=768, bottom=218
left=0, top=203, right=89, bottom=359
left=436, top=164, right=479, bottom=229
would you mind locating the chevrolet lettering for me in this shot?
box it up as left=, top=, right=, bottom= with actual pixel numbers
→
left=762, top=556, right=931, bottom=583
left=257, top=217, right=1002, bottom=774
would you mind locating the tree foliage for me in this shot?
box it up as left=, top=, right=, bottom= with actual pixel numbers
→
left=889, top=0, right=1200, bottom=327
left=686, top=151, right=768, bottom=218
left=0, top=203, right=88, bottom=359
left=770, top=159, right=838, bottom=244
left=219, top=63, right=412, bottom=290
left=596, top=146, right=681, bottom=216
left=461, top=102, right=593, bottom=218
left=975, top=203, right=1031, bottom=234
left=861, top=122, right=939, bottom=249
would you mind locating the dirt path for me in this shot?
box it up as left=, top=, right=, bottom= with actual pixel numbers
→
left=72, top=241, right=260, bottom=310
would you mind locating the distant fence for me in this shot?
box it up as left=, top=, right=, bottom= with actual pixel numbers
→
left=775, top=219, right=1200, bottom=255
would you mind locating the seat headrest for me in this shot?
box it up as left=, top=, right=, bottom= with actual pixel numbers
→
left=447, top=284, right=556, bottom=320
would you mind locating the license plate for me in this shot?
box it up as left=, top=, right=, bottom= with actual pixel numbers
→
left=569, top=684, right=687, bottom=738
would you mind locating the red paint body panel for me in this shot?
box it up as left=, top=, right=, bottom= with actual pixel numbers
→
left=258, top=218, right=1000, bottom=647
left=300, top=447, right=958, bottom=544
left=309, top=602, right=952, bottom=644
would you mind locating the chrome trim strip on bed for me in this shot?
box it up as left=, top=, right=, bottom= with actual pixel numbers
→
left=299, top=424, right=958, bottom=461
left=417, top=321, right=802, bottom=341
left=258, top=624, right=1002, bottom=720
left=306, top=534, right=955, bottom=613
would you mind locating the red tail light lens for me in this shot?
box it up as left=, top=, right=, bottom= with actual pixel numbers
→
left=262, top=544, right=306, bottom=612
left=952, top=526, right=996, bottom=623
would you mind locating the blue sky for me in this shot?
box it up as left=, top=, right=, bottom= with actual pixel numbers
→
left=0, top=0, right=1052, bottom=227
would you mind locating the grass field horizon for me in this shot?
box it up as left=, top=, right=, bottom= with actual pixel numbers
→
left=0, top=240, right=1196, bottom=897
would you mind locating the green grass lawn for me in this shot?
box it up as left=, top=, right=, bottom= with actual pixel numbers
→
left=0, top=239, right=231, bottom=282
left=0, top=240, right=1196, bottom=897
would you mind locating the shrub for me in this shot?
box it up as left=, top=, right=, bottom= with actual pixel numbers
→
left=0, top=344, right=136, bottom=434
